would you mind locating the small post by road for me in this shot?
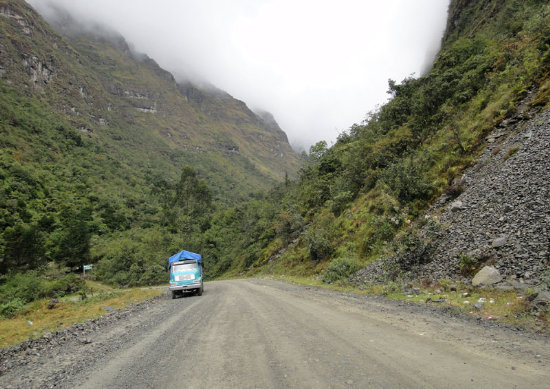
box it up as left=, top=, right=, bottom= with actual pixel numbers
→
left=83, top=264, right=93, bottom=276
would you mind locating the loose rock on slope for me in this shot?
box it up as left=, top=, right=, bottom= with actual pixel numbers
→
left=353, top=104, right=550, bottom=286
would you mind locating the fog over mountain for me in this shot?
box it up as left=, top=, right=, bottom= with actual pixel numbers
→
left=28, top=0, right=450, bottom=150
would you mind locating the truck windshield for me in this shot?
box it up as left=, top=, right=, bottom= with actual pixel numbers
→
left=172, top=263, right=197, bottom=273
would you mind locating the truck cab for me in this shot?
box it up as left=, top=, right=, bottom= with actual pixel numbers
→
left=168, top=250, right=203, bottom=298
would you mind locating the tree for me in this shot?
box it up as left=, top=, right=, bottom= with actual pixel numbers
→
left=308, top=141, right=328, bottom=163
left=0, top=223, right=46, bottom=274
left=51, top=207, right=92, bottom=269
left=174, top=166, right=213, bottom=216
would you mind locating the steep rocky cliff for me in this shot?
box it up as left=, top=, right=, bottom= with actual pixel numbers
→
left=420, top=104, right=549, bottom=285
left=347, top=0, right=550, bottom=288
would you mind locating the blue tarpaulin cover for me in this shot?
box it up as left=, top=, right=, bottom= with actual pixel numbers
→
left=168, top=250, right=201, bottom=267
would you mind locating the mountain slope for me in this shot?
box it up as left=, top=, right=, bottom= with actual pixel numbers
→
left=0, top=0, right=300, bottom=279
left=204, top=0, right=550, bottom=284
left=352, top=102, right=550, bottom=285
left=0, top=0, right=300, bottom=202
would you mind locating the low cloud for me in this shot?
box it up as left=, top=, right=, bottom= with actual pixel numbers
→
left=29, top=0, right=449, bottom=150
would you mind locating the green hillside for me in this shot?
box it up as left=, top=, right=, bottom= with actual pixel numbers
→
left=203, top=0, right=550, bottom=279
left=2, top=0, right=550, bottom=318
left=0, top=0, right=301, bottom=308
left=0, top=0, right=300, bottom=199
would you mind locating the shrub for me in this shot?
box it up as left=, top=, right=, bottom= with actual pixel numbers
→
left=1, top=223, right=46, bottom=273
left=0, top=297, right=26, bottom=318
left=0, top=271, right=89, bottom=309
left=442, top=182, right=465, bottom=200
left=305, top=228, right=333, bottom=262
left=304, top=211, right=337, bottom=262
left=110, top=271, right=131, bottom=287
left=359, top=215, right=397, bottom=257
left=322, top=257, right=363, bottom=284
left=381, top=281, right=400, bottom=296
left=275, top=211, right=304, bottom=245
left=381, top=161, right=433, bottom=204
left=51, top=273, right=86, bottom=296
left=392, top=230, right=434, bottom=272
left=138, top=263, right=166, bottom=285
left=457, top=253, right=473, bottom=276
left=503, top=145, right=520, bottom=160
left=329, top=190, right=354, bottom=215
left=0, top=271, right=46, bottom=304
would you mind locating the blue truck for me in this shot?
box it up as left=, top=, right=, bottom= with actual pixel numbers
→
left=168, top=250, right=204, bottom=299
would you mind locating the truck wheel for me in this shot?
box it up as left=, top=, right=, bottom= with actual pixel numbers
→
left=171, top=291, right=177, bottom=299
left=197, top=286, right=203, bottom=296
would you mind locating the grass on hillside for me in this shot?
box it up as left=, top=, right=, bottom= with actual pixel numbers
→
left=0, top=281, right=163, bottom=348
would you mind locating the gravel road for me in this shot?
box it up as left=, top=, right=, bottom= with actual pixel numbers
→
left=1, top=279, right=549, bottom=388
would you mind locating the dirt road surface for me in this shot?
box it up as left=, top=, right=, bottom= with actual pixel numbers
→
left=2, top=279, right=549, bottom=388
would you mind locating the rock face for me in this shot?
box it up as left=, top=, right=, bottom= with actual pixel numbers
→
left=472, top=266, right=502, bottom=286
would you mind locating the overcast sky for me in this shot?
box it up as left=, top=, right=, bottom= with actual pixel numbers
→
left=29, top=0, right=450, bottom=150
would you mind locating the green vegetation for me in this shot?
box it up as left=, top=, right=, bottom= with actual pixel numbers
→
left=0, top=0, right=300, bottom=313
left=321, top=256, right=363, bottom=284
left=2, top=0, right=550, bottom=334
left=373, top=282, right=546, bottom=332
left=0, top=270, right=86, bottom=318
left=0, top=283, right=162, bottom=348
left=203, top=0, right=550, bottom=280
left=503, top=145, right=520, bottom=160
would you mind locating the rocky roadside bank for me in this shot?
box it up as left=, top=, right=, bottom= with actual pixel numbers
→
left=352, top=102, right=550, bottom=290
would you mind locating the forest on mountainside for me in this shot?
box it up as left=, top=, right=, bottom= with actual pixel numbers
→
left=0, top=0, right=301, bottom=315
left=1, top=0, right=550, bottom=318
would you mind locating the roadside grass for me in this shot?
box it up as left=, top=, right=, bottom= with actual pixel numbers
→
left=382, top=287, right=538, bottom=327
left=0, top=283, right=163, bottom=348
left=262, top=275, right=549, bottom=334
left=83, top=279, right=117, bottom=294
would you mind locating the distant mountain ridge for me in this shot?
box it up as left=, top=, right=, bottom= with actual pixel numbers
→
left=0, top=0, right=300, bottom=199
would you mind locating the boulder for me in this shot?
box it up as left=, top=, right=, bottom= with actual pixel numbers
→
left=472, top=266, right=502, bottom=286
left=47, top=298, right=58, bottom=310
left=530, top=291, right=550, bottom=312
left=450, top=200, right=465, bottom=212
left=492, top=236, right=508, bottom=248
